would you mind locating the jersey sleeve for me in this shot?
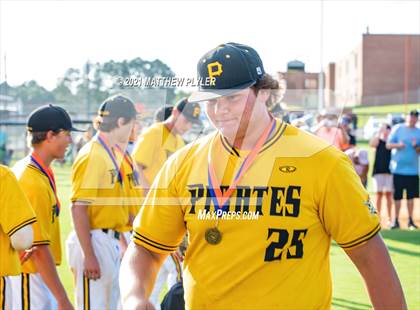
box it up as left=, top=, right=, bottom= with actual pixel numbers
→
left=21, top=180, right=54, bottom=246
left=132, top=155, right=186, bottom=254
left=71, top=153, right=106, bottom=204
left=132, top=128, right=158, bottom=168
left=319, top=152, right=380, bottom=250
left=0, top=168, right=36, bottom=237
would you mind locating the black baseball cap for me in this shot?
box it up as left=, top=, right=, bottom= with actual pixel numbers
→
left=189, top=42, right=265, bottom=103
left=98, top=94, right=137, bottom=119
left=27, top=104, right=82, bottom=132
left=154, top=106, right=174, bottom=122
left=175, top=98, right=202, bottom=125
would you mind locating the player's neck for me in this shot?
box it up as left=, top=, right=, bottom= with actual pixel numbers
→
left=164, top=119, right=178, bottom=135
left=100, top=131, right=129, bottom=153
left=32, top=147, right=54, bottom=167
left=100, top=131, right=118, bottom=147
left=229, top=112, right=273, bottom=150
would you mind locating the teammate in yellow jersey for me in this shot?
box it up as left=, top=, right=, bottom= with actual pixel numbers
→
left=66, top=94, right=137, bottom=310
left=0, top=165, right=36, bottom=310
left=10, top=105, right=77, bottom=310
left=115, top=123, right=144, bottom=254
left=132, top=98, right=201, bottom=308
left=120, top=43, right=406, bottom=309
left=132, top=97, right=202, bottom=192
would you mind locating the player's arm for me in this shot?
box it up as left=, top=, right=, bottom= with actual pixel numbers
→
left=345, top=234, right=406, bottom=309
left=120, top=242, right=168, bottom=309
left=10, top=225, right=33, bottom=251
left=71, top=202, right=101, bottom=279
left=31, top=244, right=74, bottom=309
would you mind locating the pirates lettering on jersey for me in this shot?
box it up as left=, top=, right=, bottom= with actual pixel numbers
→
left=127, top=172, right=140, bottom=187
left=109, top=169, right=118, bottom=185
left=188, top=184, right=301, bottom=217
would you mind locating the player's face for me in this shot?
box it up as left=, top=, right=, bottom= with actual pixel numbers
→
left=50, top=130, right=72, bottom=159
left=129, top=120, right=141, bottom=142
left=117, top=118, right=136, bottom=144
left=174, top=114, right=193, bottom=135
left=205, top=88, right=262, bottom=141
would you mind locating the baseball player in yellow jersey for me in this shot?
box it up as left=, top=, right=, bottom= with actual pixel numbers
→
left=10, top=105, right=77, bottom=310
left=132, top=98, right=200, bottom=305
left=0, top=165, right=36, bottom=310
left=120, top=43, right=406, bottom=309
left=66, top=95, right=136, bottom=310
left=132, top=98, right=202, bottom=191
left=115, top=136, right=144, bottom=252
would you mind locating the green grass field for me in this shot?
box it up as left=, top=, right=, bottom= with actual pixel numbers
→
left=351, top=103, right=420, bottom=128
left=352, top=103, right=420, bottom=115
left=53, top=164, right=419, bottom=309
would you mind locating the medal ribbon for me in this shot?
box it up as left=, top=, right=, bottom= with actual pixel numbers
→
left=96, top=133, right=123, bottom=185
left=207, top=119, right=276, bottom=214
left=114, top=144, right=139, bottom=185
left=30, top=152, right=61, bottom=216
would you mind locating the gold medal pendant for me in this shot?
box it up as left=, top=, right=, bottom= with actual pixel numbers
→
left=205, top=227, right=222, bottom=245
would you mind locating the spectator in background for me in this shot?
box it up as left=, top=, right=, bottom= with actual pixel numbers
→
left=351, top=113, right=358, bottom=130
left=387, top=110, right=420, bottom=230
left=340, top=115, right=356, bottom=150
left=314, top=112, right=349, bottom=151
left=0, top=126, right=8, bottom=165
left=74, top=124, right=94, bottom=154
left=370, top=123, right=393, bottom=226
left=345, top=147, right=369, bottom=188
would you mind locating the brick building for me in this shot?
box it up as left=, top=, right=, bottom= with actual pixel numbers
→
left=278, top=33, right=420, bottom=108
left=277, top=60, right=320, bottom=110
left=332, top=33, right=420, bottom=107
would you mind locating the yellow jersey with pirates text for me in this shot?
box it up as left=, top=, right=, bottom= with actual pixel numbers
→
left=13, top=158, right=62, bottom=274
left=71, top=139, right=129, bottom=231
left=132, top=122, right=185, bottom=185
left=132, top=119, right=380, bottom=309
left=0, top=165, right=36, bottom=276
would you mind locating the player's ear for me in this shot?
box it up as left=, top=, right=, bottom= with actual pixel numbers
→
left=46, top=130, right=56, bottom=141
left=117, top=117, right=126, bottom=128
left=256, top=89, right=270, bottom=106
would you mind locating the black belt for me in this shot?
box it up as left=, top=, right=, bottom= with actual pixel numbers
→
left=101, top=229, right=120, bottom=240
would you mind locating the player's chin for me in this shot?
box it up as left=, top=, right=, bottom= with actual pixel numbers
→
left=218, top=125, right=240, bottom=139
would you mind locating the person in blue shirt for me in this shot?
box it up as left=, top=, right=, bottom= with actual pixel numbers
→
left=0, top=127, right=8, bottom=165
left=387, top=110, right=420, bottom=229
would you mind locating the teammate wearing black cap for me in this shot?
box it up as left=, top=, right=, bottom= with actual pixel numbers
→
left=121, top=43, right=406, bottom=309
left=67, top=94, right=138, bottom=310
left=10, top=104, right=78, bottom=310
left=132, top=97, right=202, bottom=192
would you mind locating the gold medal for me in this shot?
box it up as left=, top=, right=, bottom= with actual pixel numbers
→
left=205, top=227, right=222, bottom=245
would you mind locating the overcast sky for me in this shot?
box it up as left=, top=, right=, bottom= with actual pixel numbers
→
left=0, top=0, right=419, bottom=90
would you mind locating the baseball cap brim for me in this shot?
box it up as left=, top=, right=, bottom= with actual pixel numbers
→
left=188, top=81, right=256, bottom=103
